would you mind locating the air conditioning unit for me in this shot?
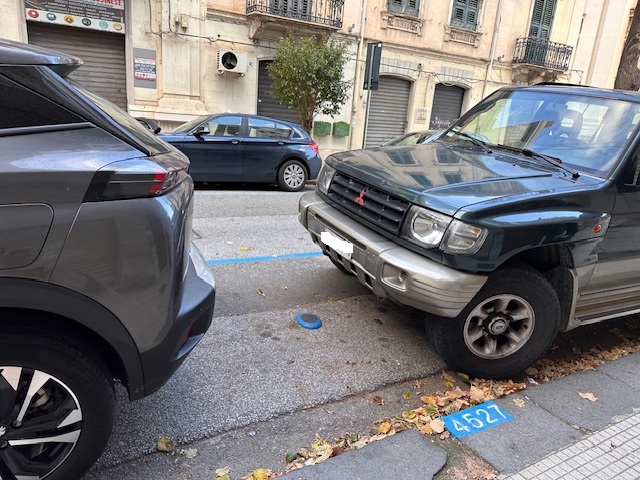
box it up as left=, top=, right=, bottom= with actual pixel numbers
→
left=218, top=50, right=248, bottom=75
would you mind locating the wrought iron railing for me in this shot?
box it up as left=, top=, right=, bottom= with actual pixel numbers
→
left=513, top=37, right=573, bottom=71
left=246, top=0, right=344, bottom=28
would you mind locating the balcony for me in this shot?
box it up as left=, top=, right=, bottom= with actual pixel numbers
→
left=247, top=0, right=344, bottom=39
left=512, top=37, right=573, bottom=83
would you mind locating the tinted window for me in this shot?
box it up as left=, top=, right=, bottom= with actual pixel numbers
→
left=206, top=116, right=242, bottom=136
left=0, top=72, right=83, bottom=129
left=248, top=118, right=292, bottom=139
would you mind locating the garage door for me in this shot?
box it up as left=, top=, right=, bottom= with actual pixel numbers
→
left=365, top=76, right=411, bottom=147
left=429, top=84, right=465, bottom=130
left=27, top=22, right=127, bottom=110
left=257, top=60, right=299, bottom=124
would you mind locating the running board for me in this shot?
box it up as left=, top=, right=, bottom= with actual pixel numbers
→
left=574, top=291, right=640, bottom=325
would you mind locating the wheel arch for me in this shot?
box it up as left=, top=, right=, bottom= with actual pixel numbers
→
left=506, top=244, right=575, bottom=330
left=0, top=278, right=143, bottom=399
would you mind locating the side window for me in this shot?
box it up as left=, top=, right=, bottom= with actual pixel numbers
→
left=206, top=115, right=242, bottom=137
left=388, top=0, right=419, bottom=16
left=451, top=0, right=480, bottom=30
left=0, top=73, right=84, bottom=129
left=248, top=118, right=291, bottom=139
left=529, top=0, right=557, bottom=39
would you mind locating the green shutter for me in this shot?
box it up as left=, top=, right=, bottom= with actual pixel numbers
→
left=451, top=0, right=479, bottom=30
left=529, top=0, right=556, bottom=38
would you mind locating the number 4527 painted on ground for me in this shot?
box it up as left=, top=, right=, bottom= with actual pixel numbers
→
left=442, top=401, right=514, bottom=439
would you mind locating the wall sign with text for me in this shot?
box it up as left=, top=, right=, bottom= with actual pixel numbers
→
left=25, top=0, right=125, bottom=34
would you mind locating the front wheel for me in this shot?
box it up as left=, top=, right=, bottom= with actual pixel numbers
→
left=426, top=264, right=560, bottom=379
left=278, top=160, right=308, bottom=192
left=0, top=330, right=115, bottom=480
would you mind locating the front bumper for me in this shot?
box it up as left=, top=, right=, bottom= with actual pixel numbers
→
left=299, top=191, right=487, bottom=318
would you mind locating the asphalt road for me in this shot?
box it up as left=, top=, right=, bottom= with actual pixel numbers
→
left=86, top=185, right=446, bottom=476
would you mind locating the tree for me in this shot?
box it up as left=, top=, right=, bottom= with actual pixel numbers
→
left=267, top=34, right=352, bottom=134
left=615, top=0, right=640, bottom=90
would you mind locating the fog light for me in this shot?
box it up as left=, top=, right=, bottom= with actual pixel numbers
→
left=398, top=270, right=408, bottom=283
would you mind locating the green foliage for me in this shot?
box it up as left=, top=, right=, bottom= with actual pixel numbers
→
left=267, top=34, right=353, bottom=133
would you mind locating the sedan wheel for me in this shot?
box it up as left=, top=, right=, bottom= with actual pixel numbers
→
left=0, top=331, right=115, bottom=480
left=278, top=160, right=308, bottom=192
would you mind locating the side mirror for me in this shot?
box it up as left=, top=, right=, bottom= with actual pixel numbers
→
left=193, top=125, right=210, bottom=136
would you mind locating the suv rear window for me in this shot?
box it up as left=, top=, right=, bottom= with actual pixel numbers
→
left=0, top=72, right=84, bottom=129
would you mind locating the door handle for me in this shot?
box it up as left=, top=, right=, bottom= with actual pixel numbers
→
left=231, top=139, right=240, bottom=145
left=278, top=141, right=285, bottom=145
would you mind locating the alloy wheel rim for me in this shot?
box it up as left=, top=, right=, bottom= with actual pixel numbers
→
left=463, top=294, right=535, bottom=360
left=284, top=164, right=305, bottom=188
left=0, top=366, right=82, bottom=479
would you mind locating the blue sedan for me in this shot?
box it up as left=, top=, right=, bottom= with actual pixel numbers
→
left=159, top=113, right=322, bottom=191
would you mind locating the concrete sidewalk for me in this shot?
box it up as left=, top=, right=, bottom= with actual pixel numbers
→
left=281, top=351, right=640, bottom=480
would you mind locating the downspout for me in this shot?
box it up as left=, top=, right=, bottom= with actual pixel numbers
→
left=348, top=0, right=367, bottom=150
left=483, top=0, right=504, bottom=97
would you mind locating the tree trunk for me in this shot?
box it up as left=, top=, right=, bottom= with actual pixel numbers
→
left=615, top=0, right=640, bottom=90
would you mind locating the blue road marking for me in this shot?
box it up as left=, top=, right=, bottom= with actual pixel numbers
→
left=207, top=251, right=323, bottom=266
left=442, top=401, right=514, bottom=439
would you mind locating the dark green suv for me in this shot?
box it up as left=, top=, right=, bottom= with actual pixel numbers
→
left=300, top=83, right=640, bottom=379
left=0, top=40, right=215, bottom=479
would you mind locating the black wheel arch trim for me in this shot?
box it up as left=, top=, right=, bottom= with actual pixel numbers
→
left=0, top=278, right=144, bottom=399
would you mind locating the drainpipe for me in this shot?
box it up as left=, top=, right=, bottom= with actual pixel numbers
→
left=483, top=0, right=504, bottom=97
left=348, top=0, right=367, bottom=150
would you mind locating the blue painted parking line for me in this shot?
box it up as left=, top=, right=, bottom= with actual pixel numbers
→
left=207, top=251, right=323, bottom=266
left=442, top=401, right=514, bottom=439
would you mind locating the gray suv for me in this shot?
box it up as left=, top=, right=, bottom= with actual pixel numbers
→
left=0, top=40, right=215, bottom=479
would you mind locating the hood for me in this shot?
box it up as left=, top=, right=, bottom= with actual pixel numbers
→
left=328, top=142, right=600, bottom=216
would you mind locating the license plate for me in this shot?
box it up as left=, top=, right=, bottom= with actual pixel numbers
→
left=320, top=230, right=353, bottom=260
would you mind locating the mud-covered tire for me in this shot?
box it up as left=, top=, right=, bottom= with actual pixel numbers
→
left=0, top=330, right=115, bottom=480
left=278, top=160, right=308, bottom=192
left=426, top=264, right=560, bottom=379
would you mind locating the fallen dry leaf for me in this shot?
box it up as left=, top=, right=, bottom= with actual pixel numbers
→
left=579, top=392, right=598, bottom=402
left=156, top=435, right=175, bottom=453
left=513, top=398, right=525, bottom=407
left=403, top=392, right=411, bottom=400
left=239, top=246, right=251, bottom=251
left=257, top=289, right=266, bottom=297
left=430, top=419, right=445, bottom=434
left=372, top=395, right=385, bottom=406
left=378, top=421, right=392, bottom=434
left=251, top=468, right=270, bottom=480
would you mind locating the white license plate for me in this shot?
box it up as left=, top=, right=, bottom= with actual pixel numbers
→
left=320, top=230, right=353, bottom=260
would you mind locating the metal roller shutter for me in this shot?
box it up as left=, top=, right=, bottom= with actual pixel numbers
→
left=27, top=22, right=127, bottom=110
left=365, top=76, right=411, bottom=147
left=429, top=84, right=465, bottom=130
left=257, top=60, right=299, bottom=124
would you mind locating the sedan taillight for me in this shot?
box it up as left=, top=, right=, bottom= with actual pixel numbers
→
left=84, top=159, right=187, bottom=202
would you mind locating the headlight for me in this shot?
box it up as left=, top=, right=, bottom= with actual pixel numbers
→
left=403, top=206, right=487, bottom=254
left=317, top=164, right=336, bottom=194
left=405, top=207, right=451, bottom=247
left=441, top=219, right=488, bottom=254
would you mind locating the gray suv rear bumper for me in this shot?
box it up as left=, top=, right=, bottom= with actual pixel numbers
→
left=299, top=191, right=487, bottom=317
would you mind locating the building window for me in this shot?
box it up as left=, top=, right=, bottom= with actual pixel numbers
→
left=387, top=0, right=419, bottom=17
left=529, top=0, right=557, bottom=39
left=451, top=0, right=479, bottom=30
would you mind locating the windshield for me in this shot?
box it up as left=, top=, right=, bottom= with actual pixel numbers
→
left=170, top=115, right=210, bottom=133
left=442, top=89, right=640, bottom=178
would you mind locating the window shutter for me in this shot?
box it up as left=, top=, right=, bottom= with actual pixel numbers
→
left=451, top=0, right=479, bottom=30
left=529, top=0, right=556, bottom=38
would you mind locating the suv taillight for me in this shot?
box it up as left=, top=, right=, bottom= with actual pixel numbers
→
left=84, top=158, right=187, bottom=202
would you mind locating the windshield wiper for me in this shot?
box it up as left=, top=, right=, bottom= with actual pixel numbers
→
left=450, top=130, right=493, bottom=154
left=494, top=144, right=580, bottom=179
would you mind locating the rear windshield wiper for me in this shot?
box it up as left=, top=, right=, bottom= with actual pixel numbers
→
left=494, top=144, right=580, bottom=179
left=449, top=130, right=493, bottom=154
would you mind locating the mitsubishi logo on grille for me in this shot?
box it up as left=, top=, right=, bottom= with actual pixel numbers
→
left=0, top=425, right=6, bottom=437
left=354, top=190, right=365, bottom=206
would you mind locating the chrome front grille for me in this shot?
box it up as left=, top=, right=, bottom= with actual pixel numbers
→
left=327, top=172, right=410, bottom=233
